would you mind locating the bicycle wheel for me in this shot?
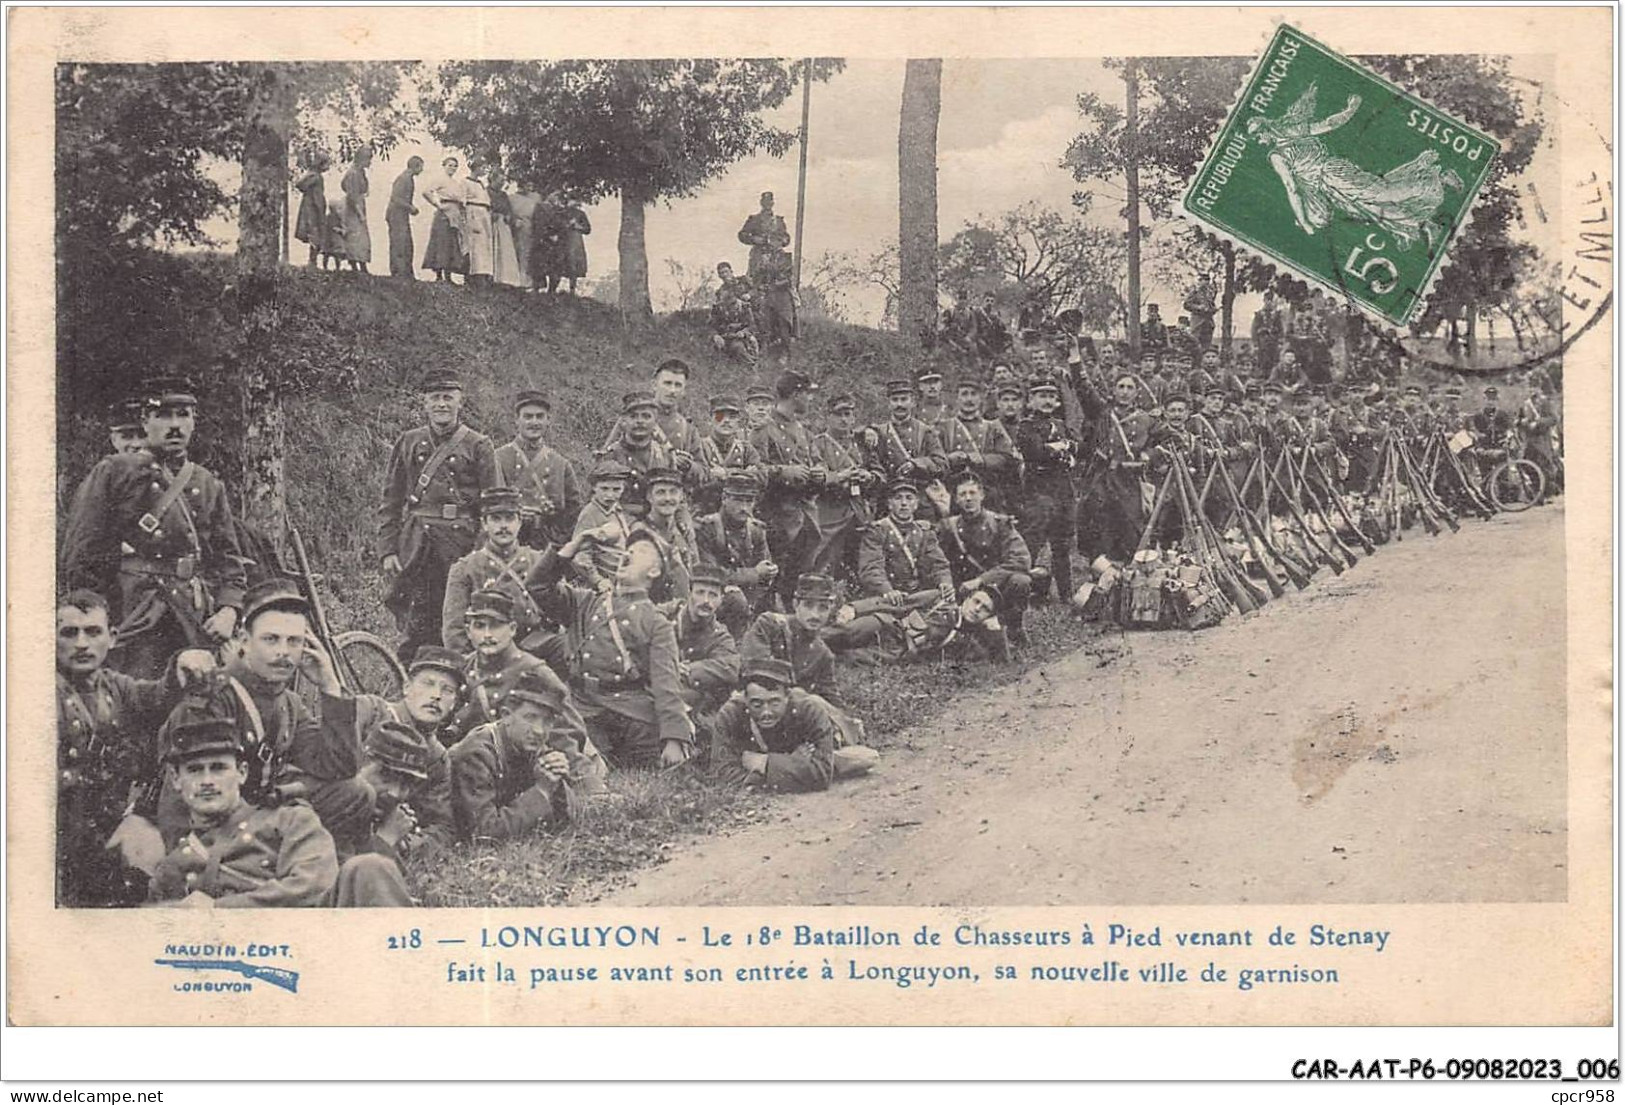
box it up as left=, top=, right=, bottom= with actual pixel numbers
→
left=1486, top=459, right=1545, bottom=512
left=335, top=629, right=407, bottom=699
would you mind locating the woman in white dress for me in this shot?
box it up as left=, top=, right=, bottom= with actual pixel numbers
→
left=462, top=161, right=496, bottom=285
left=487, top=168, right=525, bottom=287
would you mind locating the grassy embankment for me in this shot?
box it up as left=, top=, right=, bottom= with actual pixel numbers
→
left=60, top=252, right=1113, bottom=905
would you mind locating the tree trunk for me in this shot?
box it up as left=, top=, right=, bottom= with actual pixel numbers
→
left=898, top=58, right=943, bottom=351
left=1124, top=61, right=1143, bottom=358
left=235, top=62, right=298, bottom=555
left=1220, top=241, right=1236, bottom=363
left=617, top=193, right=654, bottom=325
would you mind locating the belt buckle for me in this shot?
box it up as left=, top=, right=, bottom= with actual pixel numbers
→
left=175, top=556, right=197, bottom=581
left=440, top=503, right=459, bottom=521
left=137, top=513, right=160, bottom=534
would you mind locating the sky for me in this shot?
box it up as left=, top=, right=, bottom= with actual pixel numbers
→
left=201, top=54, right=1558, bottom=332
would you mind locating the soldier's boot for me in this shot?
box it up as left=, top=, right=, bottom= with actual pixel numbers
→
left=1050, top=541, right=1075, bottom=607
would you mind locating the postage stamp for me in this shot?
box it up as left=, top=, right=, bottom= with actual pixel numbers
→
left=1182, top=24, right=1501, bottom=326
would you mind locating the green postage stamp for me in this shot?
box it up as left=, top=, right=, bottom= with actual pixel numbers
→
left=1182, top=25, right=1500, bottom=325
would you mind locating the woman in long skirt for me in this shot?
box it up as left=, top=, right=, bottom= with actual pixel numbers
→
left=508, top=184, right=540, bottom=289
left=340, top=147, right=373, bottom=274
left=421, top=156, right=469, bottom=282
left=462, top=163, right=496, bottom=286
left=557, top=200, right=591, bottom=294
left=488, top=169, right=525, bottom=287
left=292, top=153, right=331, bottom=267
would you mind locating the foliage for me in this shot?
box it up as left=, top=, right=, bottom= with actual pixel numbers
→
left=938, top=201, right=1129, bottom=333
left=424, top=59, right=843, bottom=319
left=659, top=259, right=717, bottom=313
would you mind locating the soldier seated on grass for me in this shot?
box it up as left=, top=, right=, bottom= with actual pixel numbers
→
left=709, top=657, right=877, bottom=792
left=327, top=720, right=456, bottom=908
left=148, top=717, right=339, bottom=909
left=449, top=669, right=590, bottom=842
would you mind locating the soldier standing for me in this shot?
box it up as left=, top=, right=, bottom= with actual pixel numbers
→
left=1251, top=290, right=1283, bottom=376
left=527, top=528, right=696, bottom=768
left=60, top=374, right=247, bottom=679
left=810, top=392, right=881, bottom=583
left=749, top=371, right=825, bottom=609
left=738, top=190, right=790, bottom=282
left=494, top=390, right=582, bottom=550
left=377, top=370, right=498, bottom=663
left=871, top=379, right=949, bottom=491
left=1184, top=273, right=1218, bottom=354
left=1016, top=380, right=1080, bottom=599
left=940, top=378, right=1020, bottom=512
left=694, top=472, right=777, bottom=642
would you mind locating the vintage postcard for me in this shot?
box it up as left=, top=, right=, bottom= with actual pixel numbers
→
left=5, top=3, right=1615, bottom=1076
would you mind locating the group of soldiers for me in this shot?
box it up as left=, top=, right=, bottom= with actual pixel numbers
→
left=709, top=191, right=799, bottom=367
left=54, top=312, right=1563, bottom=910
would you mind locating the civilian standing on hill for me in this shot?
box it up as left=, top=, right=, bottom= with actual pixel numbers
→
left=385, top=156, right=423, bottom=279
left=508, top=183, right=540, bottom=290
left=341, top=147, right=373, bottom=275
left=292, top=153, right=331, bottom=268
left=488, top=168, right=525, bottom=288
left=462, top=161, right=497, bottom=288
left=533, top=191, right=590, bottom=294
left=421, top=157, right=470, bottom=283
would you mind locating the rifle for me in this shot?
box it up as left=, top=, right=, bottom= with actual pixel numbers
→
left=290, top=528, right=357, bottom=693
left=843, top=588, right=945, bottom=620
left=154, top=958, right=300, bottom=994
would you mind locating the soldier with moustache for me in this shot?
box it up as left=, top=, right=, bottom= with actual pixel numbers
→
left=914, top=366, right=949, bottom=431
left=599, top=389, right=679, bottom=508
left=603, top=360, right=708, bottom=488
left=1015, top=380, right=1082, bottom=597
left=939, top=377, right=1019, bottom=513
left=60, top=374, right=247, bottom=679
left=494, top=390, right=583, bottom=550
left=442, top=487, right=555, bottom=660
left=670, top=564, right=743, bottom=727
left=870, top=379, right=949, bottom=504
left=749, top=370, right=825, bottom=609
left=856, top=478, right=955, bottom=603
left=810, top=392, right=882, bottom=584
left=377, top=369, right=499, bottom=663
left=694, top=472, right=778, bottom=642
left=1073, top=370, right=1156, bottom=568
left=637, top=466, right=699, bottom=601
left=695, top=394, right=762, bottom=515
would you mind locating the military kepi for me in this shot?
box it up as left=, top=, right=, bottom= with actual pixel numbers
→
left=142, top=374, right=198, bottom=408
left=479, top=486, right=523, bottom=515
left=240, top=578, right=310, bottom=626
left=165, top=716, right=242, bottom=763
left=421, top=369, right=464, bottom=392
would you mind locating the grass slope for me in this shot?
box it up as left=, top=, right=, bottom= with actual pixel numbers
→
left=61, top=252, right=1116, bottom=904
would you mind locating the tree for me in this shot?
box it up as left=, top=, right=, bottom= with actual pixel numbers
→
left=660, top=258, right=717, bottom=313
left=898, top=59, right=943, bottom=349
left=938, top=201, right=1129, bottom=334
left=425, top=59, right=843, bottom=325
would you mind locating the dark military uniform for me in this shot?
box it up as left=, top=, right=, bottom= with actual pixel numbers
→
left=453, top=647, right=589, bottom=745
left=710, top=687, right=838, bottom=793
left=317, top=694, right=458, bottom=859
left=1015, top=399, right=1081, bottom=597
left=750, top=400, right=823, bottom=607
left=810, top=420, right=878, bottom=583
left=857, top=513, right=953, bottom=597
left=1073, top=379, right=1155, bottom=567
left=694, top=503, right=774, bottom=642
left=60, top=449, right=246, bottom=678
left=149, top=800, right=339, bottom=907
left=740, top=610, right=840, bottom=706
left=870, top=417, right=949, bottom=483
left=56, top=663, right=185, bottom=906
left=940, top=413, right=1020, bottom=512
left=441, top=541, right=549, bottom=654
left=449, top=718, right=579, bottom=842
left=738, top=203, right=790, bottom=282
left=938, top=507, right=1033, bottom=637
left=377, top=414, right=499, bottom=661
left=525, top=548, right=696, bottom=766
left=695, top=428, right=762, bottom=515
left=494, top=438, right=583, bottom=549
left=673, top=603, right=741, bottom=717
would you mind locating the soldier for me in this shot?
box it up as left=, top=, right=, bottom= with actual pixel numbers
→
left=526, top=527, right=696, bottom=768
left=871, top=378, right=949, bottom=489
left=940, top=377, right=1019, bottom=512
left=324, top=721, right=448, bottom=908
left=571, top=458, right=634, bottom=591
left=1470, top=385, right=1513, bottom=441
left=696, top=394, right=762, bottom=515
left=638, top=466, right=698, bottom=601
left=672, top=564, right=742, bottom=722
left=1438, top=384, right=1466, bottom=434
left=710, top=262, right=760, bottom=365
left=442, top=487, right=553, bottom=657
left=937, top=471, right=1033, bottom=645
left=915, top=367, right=948, bottom=430
left=737, top=190, right=790, bottom=282
left=449, top=668, right=585, bottom=842
left=984, top=360, right=1020, bottom=418
left=754, top=246, right=797, bottom=365
left=452, top=587, right=590, bottom=745
left=494, top=390, right=583, bottom=550
left=148, top=717, right=339, bottom=909
left=151, top=579, right=355, bottom=847
left=1184, top=273, right=1218, bottom=354
left=993, top=381, right=1028, bottom=451
left=749, top=370, right=825, bottom=608
left=604, top=359, right=707, bottom=477
left=694, top=472, right=777, bottom=642
left=1519, top=385, right=1563, bottom=491
left=740, top=572, right=841, bottom=707
left=599, top=389, right=677, bottom=504
left=1015, top=380, right=1080, bottom=598
left=857, top=478, right=954, bottom=600
left=833, top=585, right=1012, bottom=665
left=60, top=373, right=247, bottom=679
left=1141, top=303, right=1169, bottom=351
left=743, top=384, right=776, bottom=433
left=377, top=369, right=499, bottom=663
left=810, top=392, right=881, bottom=583
left=709, top=657, right=838, bottom=792
left=56, top=589, right=217, bottom=906
left=105, top=398, right=149, bottom=456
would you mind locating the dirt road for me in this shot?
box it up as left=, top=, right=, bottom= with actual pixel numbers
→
left=608, top=506, right=1567, bottom=907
